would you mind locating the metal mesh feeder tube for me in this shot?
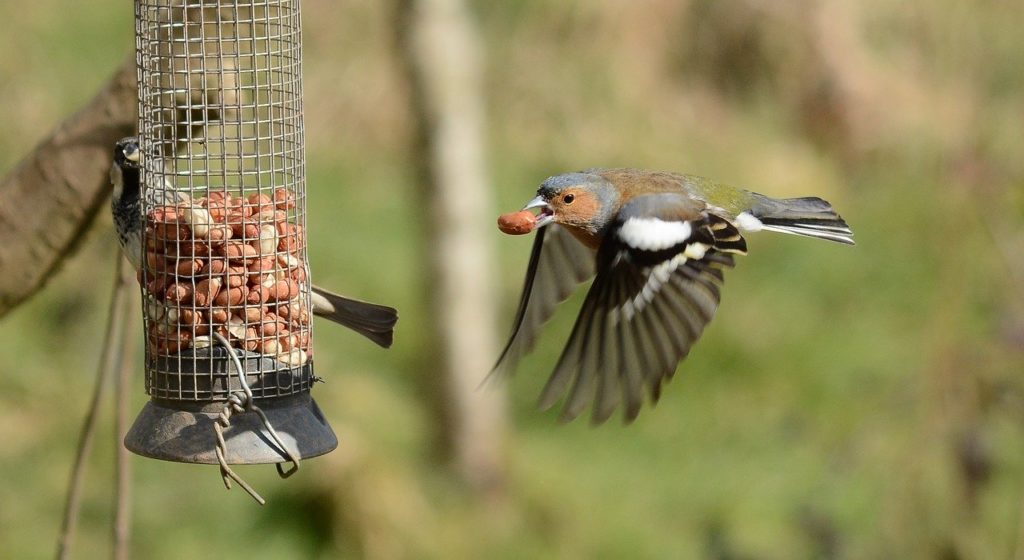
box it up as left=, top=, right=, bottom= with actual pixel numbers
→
left=124, top=0, right=336, bottom=499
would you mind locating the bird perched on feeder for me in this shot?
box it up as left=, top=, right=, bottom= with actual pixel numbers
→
left=495, top=168, right=853, bottom=424
left=110, top=136, right=397, bottom=348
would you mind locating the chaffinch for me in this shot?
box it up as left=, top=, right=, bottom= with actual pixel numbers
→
left=495, top=168, right=853, bottom=424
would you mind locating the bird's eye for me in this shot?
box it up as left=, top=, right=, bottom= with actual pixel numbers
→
left=563, top=194, right=575, bottom=204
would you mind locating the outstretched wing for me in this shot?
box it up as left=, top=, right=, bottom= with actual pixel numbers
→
left=493, top=224, right=596, bottom=376
left=539, top=193, right=747, bottom=424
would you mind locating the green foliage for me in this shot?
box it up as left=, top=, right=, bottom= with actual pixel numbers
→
left=1, top=0, right=1022, bottom=558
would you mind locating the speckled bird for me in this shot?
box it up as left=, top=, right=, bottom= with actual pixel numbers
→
left=495, top=168, right=854, bottom=424
left=110, top=136, right=397, bottom=348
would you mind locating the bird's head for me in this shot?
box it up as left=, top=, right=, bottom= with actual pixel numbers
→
left=110, top=136, right=142, bottom=203
left=113, top=136, right=142, bottom=170
left=524, top=171, right=620, bottom=235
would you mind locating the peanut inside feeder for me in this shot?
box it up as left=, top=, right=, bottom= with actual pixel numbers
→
left=144, top=189, right=311, bottom=366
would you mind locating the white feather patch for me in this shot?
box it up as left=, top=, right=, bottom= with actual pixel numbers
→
left=617, top=217, right=693, bottom=251
left=735, top=212, right=763, bottom=232
left=683, top=242, right=709, bottom=260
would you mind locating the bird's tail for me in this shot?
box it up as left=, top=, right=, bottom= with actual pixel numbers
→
left=749, top=194, right=855, bottom=245
left=310, top=286, right=398, bottom=348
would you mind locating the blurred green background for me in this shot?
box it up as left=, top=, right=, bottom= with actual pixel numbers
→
left=1, top=0, right=1023, bottom=558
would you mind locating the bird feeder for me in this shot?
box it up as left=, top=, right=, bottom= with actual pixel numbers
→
left=125, top=0, right=336, bottom=502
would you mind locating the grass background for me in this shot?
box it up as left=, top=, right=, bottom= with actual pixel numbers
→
left=1, top=1, right=1022, bottom=558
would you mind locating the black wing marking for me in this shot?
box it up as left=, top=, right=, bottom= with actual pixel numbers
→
left=539, top=194, right=746, bottom=424
left=493, top=224, right=596, bottom=376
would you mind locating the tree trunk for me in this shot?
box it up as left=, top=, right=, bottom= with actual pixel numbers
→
left=395, top=0, right=507, bottom=495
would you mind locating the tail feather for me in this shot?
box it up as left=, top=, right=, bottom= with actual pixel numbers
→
left=310, top=286, right=398, bottom=348
left=750, top=195, right=855, bottom=245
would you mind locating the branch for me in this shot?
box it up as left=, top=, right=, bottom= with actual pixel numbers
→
left=113, top=259, right=137, bottom=560
left=0, top=58, right=136, bottom=319
left=56, top=254, right=133, bottom=560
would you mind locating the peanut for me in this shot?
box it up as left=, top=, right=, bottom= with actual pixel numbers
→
left=179, top=308, right=204, bottom=328
left=497, top=210, right=538, bottom=235
left=193, top=278, right=223, bottom=307
left=207, top=258, right=229, bottom=276
left=257, top=338, right=279, bottom=355
left=226, top=316, right=247, bottom=339
left=174, top=240, right=211, bottom=258
left=279, top=331, right=299, bottom=352
left=277, top=253, right=301, bottom=269
left=145, top=296, right=166, bottom=321
left=246, top=257, right=277, bottom=282
left=145, top=274, right=172, bottom=296
left=277, top=348, right=308, bottom=366
left=145, top=251, right=176, bottom=274
left=296, top=330, right=311, bottom=351
left=251, top=208, right=288, bottom=227
left=243, top=306, right=266, bottom=323
left=165, top=282, right=194, bottom=304
left=206, top=191, right=229, bottom=206
left=256, top=313, right=285, bottom=337
left=224, top=265, right=247, bottom=288
left=152, top=327, right=193, bottom=355
left=213, top=285, right=248, bottom=306
left=246, top=284, right=271, bottom=305
left=276, top=222, right=304, bottom=253
left=205, top=201, right=228, bottom=222
left=273, top=188, right=296, bottom=210
left=148, top=207, right=180, bottom=224
left=210, top=307, right=229, bottom=323
left=245, top=193, right=276, bottom=215
left=267, top=278, right=299, bottom=302
left=225, top=211, right=254, bottom=239
left=180, top=205, right=214, bottom=239
left=218, top=241, right=259, bottom=263
left=175, top=258, right=205, bottom=276
left=256, top=224, right=278, bottom=255
left=243, top=327, right=259, bottom=352
left=206, top=224, right=231, bottom=242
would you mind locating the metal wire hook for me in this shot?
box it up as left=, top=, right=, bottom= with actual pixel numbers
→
left=211, top=332, right=301, bottom=504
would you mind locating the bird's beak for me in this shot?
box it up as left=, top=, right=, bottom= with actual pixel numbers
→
left=125, top=147, right=141, bottom=163
left=522, top=195, right=554, bottom=228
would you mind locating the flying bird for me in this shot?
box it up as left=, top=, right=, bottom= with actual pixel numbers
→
left=110, top=136, right=397, bottom=348
left=495, top=168, right=853, bottom=424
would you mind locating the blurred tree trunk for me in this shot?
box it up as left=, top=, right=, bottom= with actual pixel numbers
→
left=394, top=0, right=507, bottom=495
left=0, top=58, right=136, bottom=318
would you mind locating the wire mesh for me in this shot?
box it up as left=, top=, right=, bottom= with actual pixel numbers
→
left=135, top=0, right=313, bottom=402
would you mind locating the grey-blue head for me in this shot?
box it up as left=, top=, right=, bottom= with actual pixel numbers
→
left=522, top=171, right=620, bottom=238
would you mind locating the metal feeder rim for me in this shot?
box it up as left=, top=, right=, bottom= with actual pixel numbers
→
left=124, top=391, right=337, bottom=465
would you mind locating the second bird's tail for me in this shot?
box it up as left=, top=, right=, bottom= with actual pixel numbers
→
left=310, top=286, right=398, bottom=348
left=749, top=194, right=855, bottom=245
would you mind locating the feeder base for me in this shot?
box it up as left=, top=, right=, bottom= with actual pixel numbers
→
left=124, top=391, right=337, bottom=464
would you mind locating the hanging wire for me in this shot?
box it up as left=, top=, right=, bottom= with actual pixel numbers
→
left=211, top=331, right=300, bottom=505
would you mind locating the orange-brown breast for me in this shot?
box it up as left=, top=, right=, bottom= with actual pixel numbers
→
left=562, top=224, right=603, bottom=250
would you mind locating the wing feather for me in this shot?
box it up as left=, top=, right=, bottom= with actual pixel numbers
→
left=541, top=194, right=746, bottom=423
left=494, top=225, right=595, bottom=377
